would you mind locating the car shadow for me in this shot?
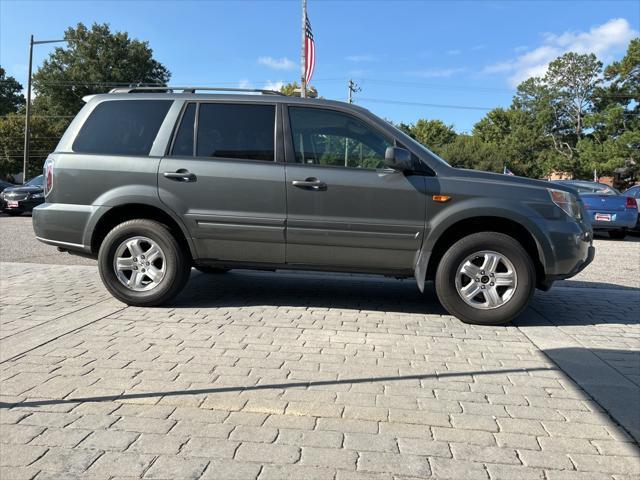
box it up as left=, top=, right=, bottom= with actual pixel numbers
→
left=170, top=269, right=448, bottom=315
left=556, top=279, right=640, bottom=291
left=542, top=347, right=640, bottom=443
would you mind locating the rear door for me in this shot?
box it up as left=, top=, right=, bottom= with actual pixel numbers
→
left=158, top=101, right=286, bottom=264
left=283, top=105, right=427, bottom=273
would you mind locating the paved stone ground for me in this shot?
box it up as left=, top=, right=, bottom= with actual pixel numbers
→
left=1, top=259, right=639, bottom=480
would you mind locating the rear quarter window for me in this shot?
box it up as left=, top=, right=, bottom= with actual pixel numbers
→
left=72, top=100, right=172, bottom=155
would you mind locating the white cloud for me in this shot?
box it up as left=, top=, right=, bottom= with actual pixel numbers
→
left=263, top=80, right=285, bottom=91
left=258, top=56, right=296, bottom=70
left=447, top=49, right=462, bottom=56
left=238, top=79, right=253, bottom=89
left=484, top=18, right=637, bottom=87
left=346, top=54, right=377, bottom=62
left=406, top=67, right=465, bottom=78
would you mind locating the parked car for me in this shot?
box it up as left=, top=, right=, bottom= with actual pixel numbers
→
left=623, top=185, right=640, bottom=232
left=32, top=87, right=594, bottom=325
left=0, top=179, right=15, bottom=193
left=0, top=175, right=45, bottom=216
left=553, top=180, right=637, bottom=239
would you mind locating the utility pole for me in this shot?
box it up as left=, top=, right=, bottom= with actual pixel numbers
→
left=347, top=79, right=361, bottom=104
left=300, top=0, right=307, bottom=98
left=23, top=35, right=66, bottom=183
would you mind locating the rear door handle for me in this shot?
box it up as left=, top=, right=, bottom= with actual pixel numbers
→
left=163, top=169, right=196, bottom=182
left=291, top=178, right=327, bottom=191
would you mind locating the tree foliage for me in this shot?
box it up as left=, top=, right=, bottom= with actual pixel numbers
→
left=405, top=39, right=639, bottom=183
left=0, top=22, right=170, bottom=179
left=0, top=67, right=25, bottom=115
left=32, top=22, right=170, bottom=116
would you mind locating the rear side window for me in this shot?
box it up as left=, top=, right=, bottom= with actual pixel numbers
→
left=73, top=100, right=172, bottom=155
left=196, top=103, right=275, bottom=161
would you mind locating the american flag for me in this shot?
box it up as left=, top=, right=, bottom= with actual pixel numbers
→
left=304, top=14, right=315, bottom=84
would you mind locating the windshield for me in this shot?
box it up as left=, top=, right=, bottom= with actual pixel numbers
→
left=26, top=175, right=43, bottom=187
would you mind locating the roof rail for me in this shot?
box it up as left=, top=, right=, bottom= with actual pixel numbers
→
left=108, top=86, right=285, bottom=96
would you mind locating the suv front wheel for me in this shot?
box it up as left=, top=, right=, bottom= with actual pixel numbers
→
left=435, top=232, right=536, bottom=325
left=98, top=219, right=191, bottom=307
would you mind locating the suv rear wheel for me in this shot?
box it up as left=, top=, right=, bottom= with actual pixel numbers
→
left=98, top=219, right=191, bottom=306
left=435, top=232, right=535, bottom=325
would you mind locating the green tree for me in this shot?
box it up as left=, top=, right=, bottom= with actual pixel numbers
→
left=405, top=119, right=457, bottom=151
left=438, top=135, right=508, bottom=173
left=0, top=111, right=65, bottom=178
left=510, top=53, right=603, bottom=176
left=0, top=67, right=25, bottom=115
left=473, top=107, right=550, bottom=178
left=32, top=22, right=170, bottom=116
left=279, top=81, right=318, bottom=97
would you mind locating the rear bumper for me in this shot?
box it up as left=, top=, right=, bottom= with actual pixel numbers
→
left=587, top=209, right=637, bottom=230
left=32, top=203, right=100, bottom=254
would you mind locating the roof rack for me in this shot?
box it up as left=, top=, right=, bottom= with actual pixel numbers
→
left=108, top=86, right=285, bottom=96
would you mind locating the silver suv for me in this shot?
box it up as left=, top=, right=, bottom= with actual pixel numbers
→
left=33, top=87, right=594, bottom=325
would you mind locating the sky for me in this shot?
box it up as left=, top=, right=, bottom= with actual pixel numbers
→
left=1, top=0, right=638, bottom=132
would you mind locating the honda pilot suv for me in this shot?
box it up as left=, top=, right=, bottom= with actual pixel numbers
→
left=33, top=87, right=594, bottom=325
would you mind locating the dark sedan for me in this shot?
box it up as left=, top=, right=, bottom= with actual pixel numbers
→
left=0, top=179, right=15, bottom=193
left=0, top=175, right=45, bottom=216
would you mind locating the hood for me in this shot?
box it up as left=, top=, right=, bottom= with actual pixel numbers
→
left=449, top=168, right=570, bottom=192
left=3, top=185, right=43, bottom=195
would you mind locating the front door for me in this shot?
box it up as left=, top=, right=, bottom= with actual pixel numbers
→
left=159, top=101, right=286, bottom=264
left=284, top=106, right=427, bottom=273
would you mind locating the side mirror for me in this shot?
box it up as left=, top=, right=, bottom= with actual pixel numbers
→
left=384, top=146, right=412, bottom=171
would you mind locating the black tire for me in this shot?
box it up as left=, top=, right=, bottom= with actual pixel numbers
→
left=98, top=219, right=191, bottom=307
left=435, top=232, right=536, bottom=325
left=195, top=265, right=231, bottom=274
left=5, top=211, right=22, bottom=216
left=608, top=229, right=627, bottom=240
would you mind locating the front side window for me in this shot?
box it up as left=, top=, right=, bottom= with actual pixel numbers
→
left=73, top=100, right=172, bottom=155
left=196, top=103, right=275, bottom=161
left=288, top=107, right=392, bottom=169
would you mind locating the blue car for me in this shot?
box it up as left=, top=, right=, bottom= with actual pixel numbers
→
left=553, top=180, right=637, bottom=239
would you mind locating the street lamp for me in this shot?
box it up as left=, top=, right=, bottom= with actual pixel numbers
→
left=23, top=35, right=66, bottom=184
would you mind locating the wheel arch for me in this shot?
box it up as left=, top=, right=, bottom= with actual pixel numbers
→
left=419, top=215, right=547, bottom=290
left=89, top=203, right=196, bottom=261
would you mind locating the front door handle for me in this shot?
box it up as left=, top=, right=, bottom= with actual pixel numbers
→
left=163, top=169, right=196, bottom=182
left=291, top=177, right=327, bottom=191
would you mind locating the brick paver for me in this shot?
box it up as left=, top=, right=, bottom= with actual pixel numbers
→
left=1, top=261, right=638, bottom=479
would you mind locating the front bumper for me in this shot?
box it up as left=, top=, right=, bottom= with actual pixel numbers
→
left=533, top=214, right=594, bottom=290
left=0, top=197, right=43, bottom=213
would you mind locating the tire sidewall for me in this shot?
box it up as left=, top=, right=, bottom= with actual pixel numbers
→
left=98, top=220, right=187, bottom=305
left=435, top=233, right=535, bottom=325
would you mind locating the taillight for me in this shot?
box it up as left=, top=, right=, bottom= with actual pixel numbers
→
left=44, top=159, right=54, bottom=196
left=626, top=196, right=637, bottom=209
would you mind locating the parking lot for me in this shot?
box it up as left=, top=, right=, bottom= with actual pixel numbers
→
left=1, top=214, right=638, bottom=479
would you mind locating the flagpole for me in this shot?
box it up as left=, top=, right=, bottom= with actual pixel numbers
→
left=300, top=0, right=307, bottom=98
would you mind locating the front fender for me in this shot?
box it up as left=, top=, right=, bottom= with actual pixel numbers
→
left=414, top=198, right=551, bottom=292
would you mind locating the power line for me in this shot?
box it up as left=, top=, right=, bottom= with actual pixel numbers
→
left=358, top=97, right=494, bottom=111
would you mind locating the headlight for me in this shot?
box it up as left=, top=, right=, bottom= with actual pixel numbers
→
left=548, top=188, right=581, bottom=218
left=31, top=192, right=44, bottom=199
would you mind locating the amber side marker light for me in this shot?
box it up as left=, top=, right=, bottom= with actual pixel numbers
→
left=432, top=195, right=451, bottom=202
